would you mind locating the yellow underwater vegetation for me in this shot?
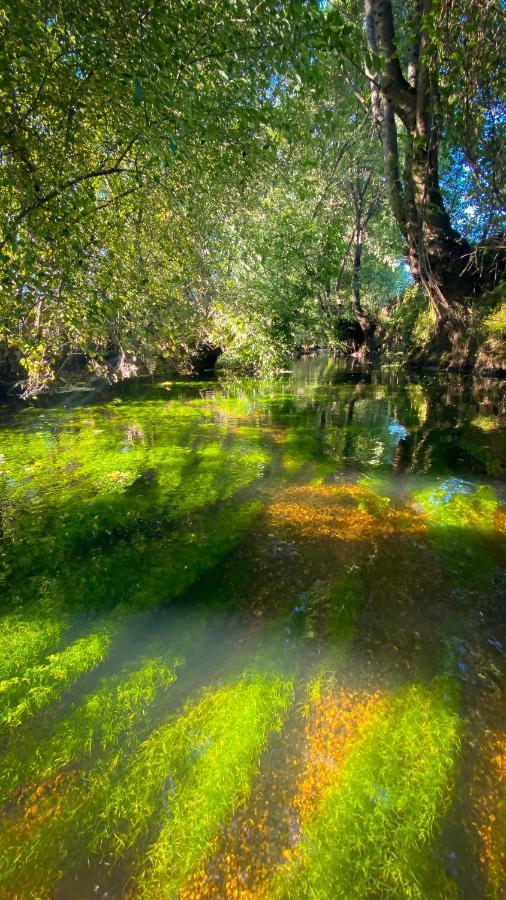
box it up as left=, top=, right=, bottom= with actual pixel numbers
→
left=0, top=656, right=180, bottom=897
left=0, top=627, right=113, bottom=730
left=183, top=683, right=385, bottom=899
left=0, top=600, right=69, bottom=681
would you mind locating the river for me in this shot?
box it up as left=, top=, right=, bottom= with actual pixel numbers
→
left=0, top=356, right=505, bottom=898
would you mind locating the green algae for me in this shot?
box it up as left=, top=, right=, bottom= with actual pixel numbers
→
left=276, top=680, right=461, bottom=898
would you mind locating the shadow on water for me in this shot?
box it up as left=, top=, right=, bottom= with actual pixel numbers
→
left=0, top=356, right=505, bottom=898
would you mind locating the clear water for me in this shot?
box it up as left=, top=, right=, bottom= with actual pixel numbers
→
left=0, top=356, right=504, bottom=898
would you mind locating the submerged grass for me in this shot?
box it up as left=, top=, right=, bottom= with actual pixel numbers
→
left=0, top=601, right=69, bottom=681
left=275, top=679, right=461, bottom=898
left=292, top=682, right=385, bottom=828
left=0, top=655, right=181, bottom=803
left=414, top=480, right=504, bottom=587
left=0, top=398, right=270, bottom=595
left=0, top=626, right=113, bottom=730
left=0, top=657, right=180, bottom=896
left=90, top=673, right=293, bottom=897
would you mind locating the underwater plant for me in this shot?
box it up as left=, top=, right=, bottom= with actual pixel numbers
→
left=90, top=672, right=293, bottom=897
left=184, top=681, right=386, bottom=899
left=0, top=655, right=181, bottom=803
left=415, top=481, right=499, bottom=531
left=0, top=627, right=113, bottom=730
left=0, top=657, right=180, bottom=896
left=0, top=397, right=270, bottom=594
left=0, top=600, right=69, bottom=681
left=274, top=680, right=461, bottom=898
left=413, top=480, right=504, bottom=588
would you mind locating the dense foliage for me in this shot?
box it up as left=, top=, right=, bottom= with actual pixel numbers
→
left=0, top=1, right=503, bottom=394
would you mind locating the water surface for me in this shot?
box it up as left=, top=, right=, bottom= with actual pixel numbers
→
left=0, top=357, right=505, bottom=898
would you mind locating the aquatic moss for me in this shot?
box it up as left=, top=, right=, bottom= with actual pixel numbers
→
left=90, top=674, right=292, bottom=896
left=0, top=627, right=113, bottom=730
left=276, top=680, right=461, bottom=898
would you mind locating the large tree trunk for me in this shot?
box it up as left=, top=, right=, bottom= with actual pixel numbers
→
left=365, top=0, right=479, bottom=330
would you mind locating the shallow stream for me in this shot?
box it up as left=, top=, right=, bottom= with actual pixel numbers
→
left=0, top=356, right=505, bottom=898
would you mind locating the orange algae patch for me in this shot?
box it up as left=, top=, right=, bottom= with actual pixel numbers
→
left=472, top=732, right=506, bottom=896
left=495, top=508, right=506, bottom=535
left=267, top=484, right=425, bottom=547
left=10, top=769, right=77, bottom=842
left=181, top=689, right=384, bottom=899
left=293, top=687, right=385, bottom=826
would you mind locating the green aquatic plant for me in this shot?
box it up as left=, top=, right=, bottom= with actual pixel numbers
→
left=0, top=627, right=112, bottom=730
left=0, top=396, right=270, bottom=594
left=356, top=477, right=391, bottom=516
left=0, top=655, right=181, bottom=803
left=414, top=480, right=503, bottom=587
left=415, top=481, right=498, bottom=530
left=91, top=673, right=293, bottom=896
left=282, top=426, right=317, bottom=473
left=128, top=499, right=264, bottom=610
left=0, top=600, right=69, bottom=681
left=275, top=679, right=461, bottom=898
left=0, top=658, right=180, bottom=896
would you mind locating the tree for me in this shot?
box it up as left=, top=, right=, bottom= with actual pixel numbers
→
left=362, top=0, right=504, bottom=334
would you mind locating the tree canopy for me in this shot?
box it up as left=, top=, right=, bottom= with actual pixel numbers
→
left=0, top=0, right=504, bottom=395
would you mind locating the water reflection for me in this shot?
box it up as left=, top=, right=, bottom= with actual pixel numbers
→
left=0, top=357, right=504, bottom=897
